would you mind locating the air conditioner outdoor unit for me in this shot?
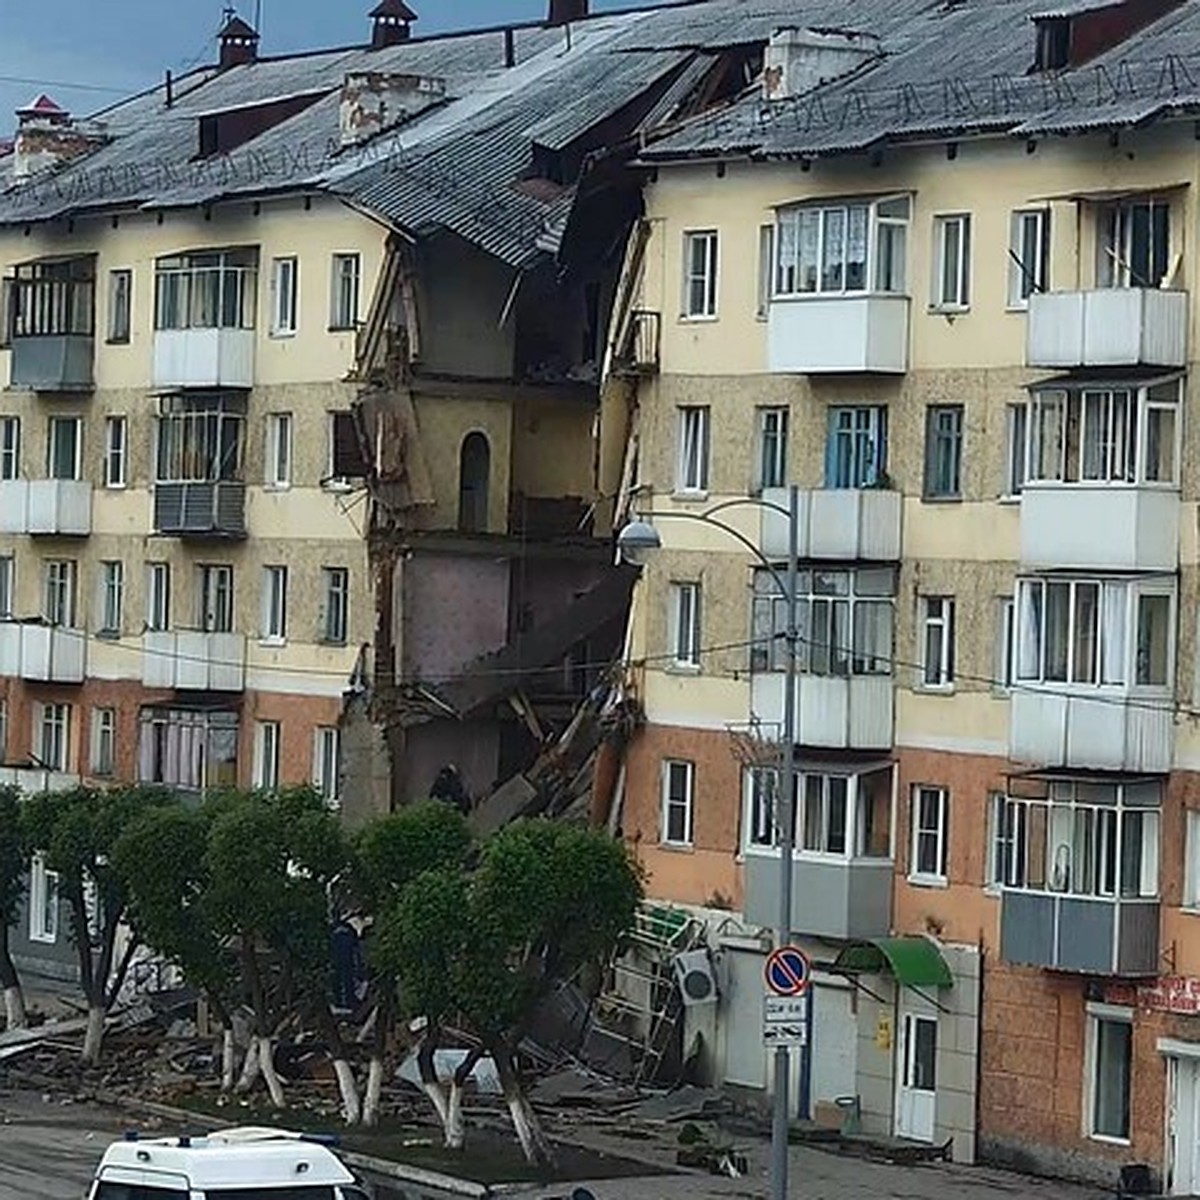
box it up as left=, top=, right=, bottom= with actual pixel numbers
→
left=674, top=949, right=718, bottom=1006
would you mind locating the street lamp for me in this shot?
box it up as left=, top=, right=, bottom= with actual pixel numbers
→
left=617, top=484, right=800, bottom=1200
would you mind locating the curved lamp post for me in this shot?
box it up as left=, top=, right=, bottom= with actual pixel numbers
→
left=617, top=484, right=800, bottom=1200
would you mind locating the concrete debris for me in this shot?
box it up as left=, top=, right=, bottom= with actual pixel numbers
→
left=633, top=1086, right=731, bottom=1124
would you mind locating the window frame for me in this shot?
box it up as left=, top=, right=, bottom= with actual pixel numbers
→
left=668, top=581, right=701, bottom=670
left=931, top=213, right=972, bottom=312
left=329, top=252, right=362, bottom=331
left=675, top=405, right=711, bottom=495
left=661, top=759, right=695, bottom=848
left=0, top=554, right=13, bottom=619
left=198, top=564, right=234, bottom=634
left=107, top=268, right=132, bottom=344
left=919, top=595, right=956, bottom=691
left=265, top=412, right=293, bottom=489
left=1085, top=1004, right=1133, bottom=1144
left=923, top=404, right=964, bottom=500
left=104, top=415, right=127, bottom=489
left=28, top=853, right=60, bottom=944
left=909, top=784, right=949, bottom=886
left=46, top=415, right=82, bottom=481
left=1184, top=810, right=1200, bottom=911
left=1096, top=198, right=1170, bottom=290
left=1003, top=402, right=1027, bottom=498
left=42, top=559, right=76, bottom=627
left=146, top=562, right=171, bottom=632
left=313, top=726, right=341, bottom=808
left=91, top=707, right=116, bottom=777
left=270, top=255, right=299, bottom=338
left=321, top=566, right=349, bottom=645
left=98, top=560, right=124, bottom=636
left=37, top=702, right=70, bottom=773
left=1007, top=209, right=1050, bottom=309
left=261, top=565, right=288, bottom=644
left=254, top=719, right=281, bottom=791
left=154, top=249, right=258, bottom=332
left=0, top=415, right=19, bottom=481
left=755, top=406, right=789, bottom=492
left=681, top=230, right=719, bottom=320
left=825, top=405, right=887, bottom=489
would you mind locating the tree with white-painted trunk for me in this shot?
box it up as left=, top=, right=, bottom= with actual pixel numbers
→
left=23, top=785, right=179, bottom=1064
left=0, top=786, right=28, bottom=1031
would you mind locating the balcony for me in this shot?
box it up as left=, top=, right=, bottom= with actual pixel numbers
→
left=744, top=854, right=893, bottom=940
left=1027, top=288, right=1187, bottom=368
left=0, top=480, right=92, bottom=537
left=768, top=295, right=909, bottom=374
left=0, top=765, right=80, bottom=792
left=142, top=631, right=247, bottom=691
left=152, top=328, right=255, bottom=389
left=1020, top=483, right=1178, bottom=572
left=1010, top=687, right=1173, bottom=774
left=760, top=487, right=901, bottom=561
left=1000, top=891, right=1159, bottom=976
left=752, top=673, right=893, bottom=750
left=614, top=309, right=660, bottom=375
left=0, top=622, right=86, bottom=683
left=154, top=481, right=246, bottom=539
left=11, top=334, right=94, bottom=392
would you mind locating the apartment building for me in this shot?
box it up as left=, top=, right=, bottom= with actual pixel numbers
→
left=606, top=0, right=1200, bottom=1186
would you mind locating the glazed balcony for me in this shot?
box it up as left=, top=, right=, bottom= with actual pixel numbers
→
left=153, top=481, right=246, bottom=540
left=1027, top=288, right=1187, bottom=368
left=744, top=854, right=893, bottom=940
left=6, top=257, right=95, bottom=391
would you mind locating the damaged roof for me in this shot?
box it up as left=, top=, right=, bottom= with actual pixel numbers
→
left=4, top=0, right=1200, bottom=267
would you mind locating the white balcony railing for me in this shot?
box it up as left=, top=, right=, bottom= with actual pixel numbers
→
left=0, top=480, right=92, bottom=536
left=152, top=328, right=255, bottom=389
left=0, top=623, right=86, bottom=683
left=760, top=487, right=901, bottom=562
left=752, top=673, right=894, bottom=750
left=142, top=631, right=247, bottom=692
left=1027, top=288, right=1187, bottom=368
left=768, top=294, right=909, bottom=374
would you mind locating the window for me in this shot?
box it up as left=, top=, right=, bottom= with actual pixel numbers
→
left=326, top=411, right=366, bottom=487
left=755, top=407, right=788, bottom=491
left=139, top=708, right=238, bottom=792
left=156, top=393, right=244, bottom=484
left=744, top=766, right=893, bottom=859
left=198, top=565, right=234, bottom=634
left=0, top=555, right=12, bottom=619
left=987, top=792, right=1029, bottom=889
left=42, top=560, right=75, bottom=627
left=774, top=196, right=910, bottom=296
left=99, top=561, right=124, bottom=636
left=669, top=582, right=701, bottom=669
left=1027, top=379, right=1180, bottom=486
left=270, top=256, right=298, bottom=336
left=261, top=565, right=288, bottom=642
left=254, top=720, right=281, bottom=791
left=47, top=416, right=81, bottom=480
left=0, top=416, right=18, bottom=480
left=682, top=231, right=718, bottom=319
left=1087, top=1008, right=1132, bottom=1142
left=154, top=249, right=257, bottom=331
left=107, top=269, right=132, bottom=343
left=330, top=253, right=361, bottom=330
left=661, top=760, right=695, bottom=847
left=752, top=566, right=895, bottom=676
left=1034, top=16, right=1071, bottom=71
left=265, top=413, right=292, bottom=488
left=676, top=406, right=710, bottom=494
left=1184, top=810, right=1200, bottom=910
left=1097, top=199, right=1169, bottom=289
left=91, top=707, right=116, bottom=777
left=1003, top=403, right=1027, bottom=497
left=924, top=405, right=963, bottom=499
left=321, top=567, right=349, bottom=645
left=1016, top=576, right=1174, bottom=688
left=313, top=726, right=340, bottom=807
left=993, top=779, right=1160, bottom=899
left=910, top=785, right=948, bottom=883
left=146, top=563, right=170, bottom=632
left=9, top=258, right=94, bottom=339
left=920, top=596, right=956, bottom=689
left=0, top=698, right=6, bottom=760
left=37, top=702, right=70, bottom=772
left=932, top=214, right=971, bottom=310
left=996, top=596, right=1016, bottom=692
left=458, top=432, right=490, bottom=532
left=825, top=406, right=887, bottom=488
left=104, top=416, right=127, bottom=488
left=1008, top=210, right=1049, bottom=307
left=28, top=854, right=59, bottom=944
left=756, top=224, right=774, bottom=319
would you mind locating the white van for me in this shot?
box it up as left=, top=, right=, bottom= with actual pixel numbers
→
left=87, top=1127, right=371, bottom=1200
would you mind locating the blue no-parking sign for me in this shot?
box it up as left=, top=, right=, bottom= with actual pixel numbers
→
left=763, top=944, right=812, bottom=997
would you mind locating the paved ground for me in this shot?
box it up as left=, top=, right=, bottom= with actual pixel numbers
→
left=0, top=1088, right=1105, bottom=1200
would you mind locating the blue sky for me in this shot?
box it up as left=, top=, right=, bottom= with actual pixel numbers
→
left=1, top=0, right=635, bottom=131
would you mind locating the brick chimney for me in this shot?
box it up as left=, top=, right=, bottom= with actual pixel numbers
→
left=218, top=11, right=260, bottom=69
left=370, top=0, right=418, bottom=48
left=11, top=95, right=106, bottom=184
left=547, top=0, right=588, bottom=26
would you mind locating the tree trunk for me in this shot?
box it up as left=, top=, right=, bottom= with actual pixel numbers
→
left=258, top=1035, right=286, bottom=1109
left=0, top=935, right=26, bottom=1030
left=362, top=1056, right=384, bottom=1127
left=495, top=1046, right=554, bottom=1167
left=220, top=1026, right=237, bottom=1092
left=81, top=1005, right=106, bottom=1066
left=333, top=1058, right=361, bottom=1125
left=446, top=1080, right=465, bottom=1150
left=235, top=1037, right=261, bottom=1093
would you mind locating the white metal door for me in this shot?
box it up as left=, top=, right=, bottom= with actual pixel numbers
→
left=811, top=984, right=857, bottom=1106
left=896, top=1012, right=937, bottom=1142
left=1169, top=1056, right=1200, bottom=1195
left=722, top=947, right=768, bottom=1089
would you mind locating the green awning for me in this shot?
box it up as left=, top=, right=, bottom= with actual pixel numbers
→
left=833, top=936, right=953, bottom=988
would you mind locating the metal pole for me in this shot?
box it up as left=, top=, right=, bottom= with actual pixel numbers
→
left=770, top=483, right=800, bottom=1200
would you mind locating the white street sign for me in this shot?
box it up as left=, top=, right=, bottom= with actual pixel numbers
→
left=764, top=995, right=807, bottom=1024
left=763, top=1022, right=807, bottom=1047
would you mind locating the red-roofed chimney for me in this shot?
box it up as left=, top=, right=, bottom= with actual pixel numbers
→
left=548, top=0, right=588, bottom=26
left=218, top=10, right=260, bottom=69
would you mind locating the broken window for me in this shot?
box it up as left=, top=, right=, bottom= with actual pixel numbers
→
left=155, top=393, right=244, bottom=483
left=1096, top=200, right=1170, bottom=289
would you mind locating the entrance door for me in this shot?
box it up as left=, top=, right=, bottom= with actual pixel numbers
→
left=811, top=984, right=857, bottom=1108
left=896, top=1013, right=937, bottom=1142
left=1169, top=1056, right=1200, bottom=1195
left=722, top=947, right=768, bottom=1090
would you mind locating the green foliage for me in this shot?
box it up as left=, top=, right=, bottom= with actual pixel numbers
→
left=353, top=801, right=472, bottom=911
left=0, top=786, right=26, bottom=927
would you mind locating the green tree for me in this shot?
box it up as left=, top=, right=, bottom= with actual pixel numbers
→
left=0, top=786, right=28, bottom=1030
left=22, top=784, right=177, bottom=1063
left=376, top=820, right=643, bottom=1164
